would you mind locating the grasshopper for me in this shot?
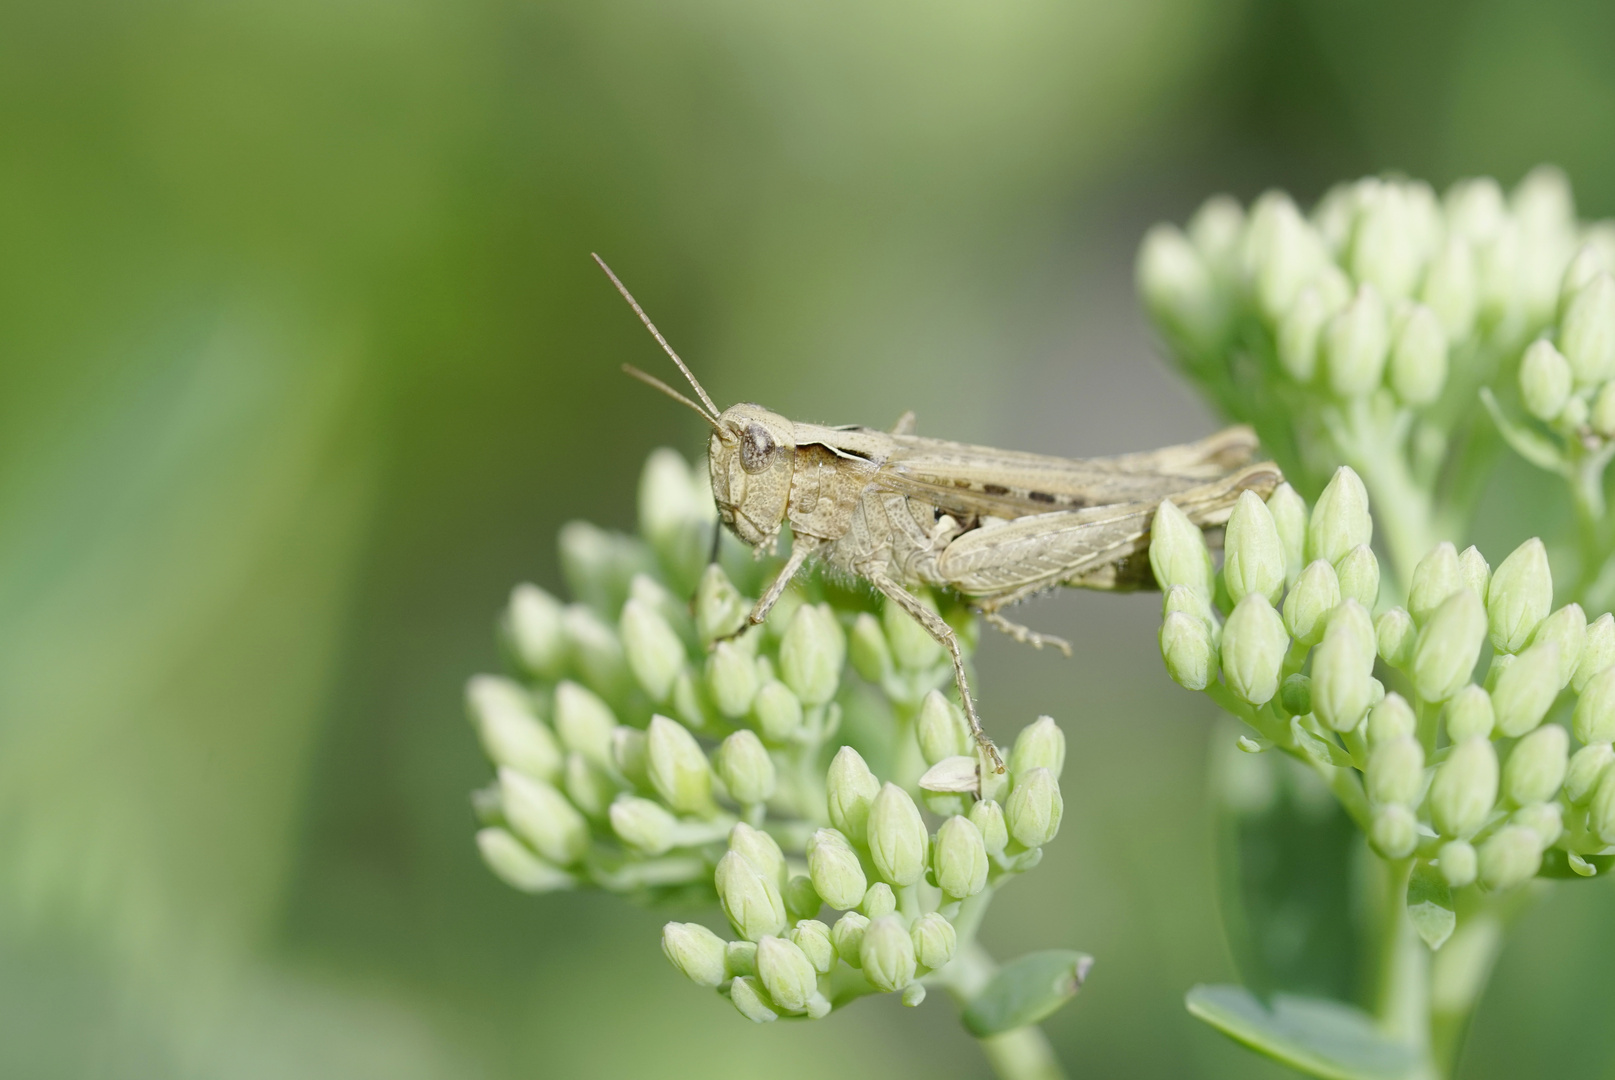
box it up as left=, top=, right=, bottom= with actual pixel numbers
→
left=595, top=255, right=1281, bottom=770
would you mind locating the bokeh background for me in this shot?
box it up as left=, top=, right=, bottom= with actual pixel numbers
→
left=7, top=0, right=1615, bottom=1076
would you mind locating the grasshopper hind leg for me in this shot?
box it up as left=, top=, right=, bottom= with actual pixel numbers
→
left=868, top=572, right=1005, bottom=774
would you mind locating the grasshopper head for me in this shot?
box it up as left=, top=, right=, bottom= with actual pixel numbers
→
left=710, top=403, right=796, bottom=549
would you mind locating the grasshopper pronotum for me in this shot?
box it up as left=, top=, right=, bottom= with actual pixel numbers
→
left=596, top=255, right=1281, bottom=771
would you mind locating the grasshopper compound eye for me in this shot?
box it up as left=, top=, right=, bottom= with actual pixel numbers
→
left=740, top=423, right=777, bottom=473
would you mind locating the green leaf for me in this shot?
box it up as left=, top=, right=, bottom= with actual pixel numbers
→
left=1186, top=985, right=1420, bottom=1080
left=1405, top=861, right=1455, bottom=950
left=960, top=950, right=1093, bottom=1037
left=1538, top=848, right=1615, bottom=878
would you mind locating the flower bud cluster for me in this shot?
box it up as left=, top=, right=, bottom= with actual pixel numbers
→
left=1155, top=470, right=1615, bottom=896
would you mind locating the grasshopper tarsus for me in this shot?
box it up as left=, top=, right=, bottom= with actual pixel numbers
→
left=983, top=611, right=1073, bottom=657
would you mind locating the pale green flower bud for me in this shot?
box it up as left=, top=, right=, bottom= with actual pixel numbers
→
left=705, top=640, right=759, bottom=719
left=781, top=604, right=846, bottom=706
left=860, top=916, right=918, bottom=992
left=1245, top=191, right=1327, bottom=319
left=1307, top=467, right=1372, bottom=566
left=1561, top=244, right=1606, bottom=314
left=1439, top=840, right=1478, bottom=888
left=1567, top=743, right=1615, bottom=805
left=827, top=746, right=880, bottom=842
left=670, top=669, right=712, bottom=731
left=1005, top=767, right=1063, bottom=848
left=1593, top=382, right=1615, bottom=438
left=1376, top=607, right=1417, bottom=669
left=1429, top=737, right=1499, bottom=839
left=610, top=795, right=675, bottom=855
left=756, top=935, right=819, bottom=1012
left=1277, top=285, right=1330, bottom=382
left=1010, top=716, right=1066, bottom=779
left=882, top=591, right=943, bottom=670
left=1224, top=490, right=1286, bottom=604
left=694, top=564, right=748, bottom=644
left=831, top=911, right=869, bottom=967
left=751, top=680, right=804, bottom=743
left=1532, top=603, right=1586, bottom=687
left=1412, top=589, right=1489, bottom=703
left=1139, top=223, right=1225, bottom=350
left=498, top=768, right=589, bottom=865
left=1367, top=736, right=1425, bottom=806
left=726, top=939, right=758, bottom=977
left=1267, top=483, right=1308, bottom=584
left=1592, top=769, right=1615, bottom=844
left=1408, top=542, right=1463, bottom=626
left=1351, top=182, right=1428, bottom=300
left=563, top=752, right=616, bottom=817
left=1503, top=724, right=1569, bottom=806
left=784, top=874, right=823, bottom=921
left=1335, top=545, right=1380, bottom=609
left=1323, top=284, right=1391, bottom=398
left=729, top=976, right=778, bottom=1023
left=1389, top=303, right=1448, bottom=405
left=1150, top=499, right=1215, bottom=598
left=647, top=715, right=714, bottom=815
left=1574, top=613, right=1615, bottom=692
left=562, top=603, right=629, bottom=699
left=1520, top=339, right=1573, bottom=420
left=911, top=912, right=958, bottom=971
left=1367, top=692, right=1416, bottom=747
left=504, top=583, right=567, bottom=680
left=715, top=730, right=776, bottom=806
left=1164, top=583, right=1219, bottom=631
left=467, top=675, right=562, bottom=782
left=1485, top=653, right=1515, bottom=693
left=867, top=783, right=928, bottom=886
left=1577, top=669, right=1615, bottom=750
left=662, top=922, right=728, bottom=987
left=1444, top=685, right=1494, bottom=741
left=1160, top=611, right=1216, bottom=691
left=934, top=815, right=989, bottom=899
left=861, top=882, right=897, bottom=918
left=1488, top=538, right=1553, bottom=653
left=716, top=850, right=788, bottom=942
left=476, top=827, right=574, bottom=892
left=1491, top=642, right=1561, bottom=737
left=729, top=822, right=788, bottom=889
left=1189, top=193, right=1246, bottom=276
left=612, top=726, right=649, bottom=788
left=1313, top=601, right=1377, bottom=732
left=1559, top=273, right=1615, bottom=385
left=1280, top=673, right=1312, bottom=716
left=620, top=599, right=685, bottom=703
left=806, top=828, right=867, bottom=910
left=1478, top=826, right=1544, bottom=891
left=1512, top=801, right=1563, bottom=847
left=917, top=690, right=970, bottom=765
left=1564, top=395, right=1590, bottom=429
left=848, top=613, right=891, bottom=682
left=790, top=920, right=835, bottom=974
left=1458, top=545, right=1491, bottom=599
left=969, top=799, right=1009, bottom=855
left=554, top=680, right=617, bottom=768
left=1369, top=804, right=1418, bottom=859
left=1422, top=236, right=1478, bottom=340
left=1221, top=593, right=1288, bottom=706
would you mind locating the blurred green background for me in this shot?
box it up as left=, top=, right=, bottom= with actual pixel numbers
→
left=7, top=0, right=1615, bottom=1076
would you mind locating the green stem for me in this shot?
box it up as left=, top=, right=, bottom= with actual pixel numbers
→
left=939, top=941, right=1070, bottom=1080
left=1371, top=860, right=1430, bottom=1060
left=1331, top=398, right=1443, bottom=589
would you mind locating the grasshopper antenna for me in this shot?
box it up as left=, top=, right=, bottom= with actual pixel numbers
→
left=622, top=364, right=725, bottom=433
left=592, top=253, right=723, bottom=420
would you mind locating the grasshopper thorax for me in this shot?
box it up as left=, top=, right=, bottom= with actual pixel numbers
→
left=710, top=403, right=797, bottom=549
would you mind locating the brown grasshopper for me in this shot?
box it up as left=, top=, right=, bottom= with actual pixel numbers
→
left=595, top=255, right=1280, bottom=770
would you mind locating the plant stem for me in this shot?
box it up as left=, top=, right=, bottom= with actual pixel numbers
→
left=940, top=941, right=1070, bottom=1080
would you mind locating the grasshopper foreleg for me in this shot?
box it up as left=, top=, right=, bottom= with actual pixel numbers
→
left=730, top=534, right=822, bottom=637
left=868, top=572, right=1005, bottom=774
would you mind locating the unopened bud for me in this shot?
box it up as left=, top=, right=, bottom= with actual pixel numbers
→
left=1223, top=490, right=1286, bottom=604
left=1389, top=303, right=1448, bottom=405
left=911, top=912, right=957, bottom=970
left=1408, top=542, right=1463, bottom=626
left=716, top=849, right=788, bottom=942
left=1444, top=685, right=1494, bottom=741
left=504, top=584, right=567, bottom=680
left=1284, top=560, right=1341, bottom=646
left=1149, top=500, right=1214, bottom=598
left=1478, top=826, right=1544, bottom=891
left=1313, top=601, right=1376, bottom=732
left=610, top=795, right=676, bottom=855
left=969, top=799, right=1008, bottom=855
left=934, top=815, right=989, bottom=899
left=861, top=916, right=918, bottom=992
left=806, top=828, right=867, bottom=910
left=1488, top=539, right=1553, bottom=653
left=752, top=680, right=804, bottom=743
left=1266, top=483, right=1308, bottom=583
left=1439, top=840, right=1478, bottom=888
left=1323, top=285, right=1391, bottom=398
left=1376, top=607, right=1417, bottom=669
left=1010, top=716, right=1066, bottom=779
left=1161, top=611, right=1216, bottom=691
left=867, top=783, right=928, bottom=886
left=729, top=822, right=787, bottom=891
left=1520, top=339, right=1574, bottom=420
left=1221, top=593, right=1288, bottom=706
left=1368, top=693, right=1417, bottom=747
left=554, top=680, right=618, bottom=768
left=562, top=603, right=629, bottom=699
left=1559, top=273, right=1615, bottom=385
left=1277, top=285, right=1330, bottom=382
left=612, top=726, right=649, bottom=787
left=729, top=976, right=778, bottom=1023
left=1579, top=669, right=1615, bottom=751
left=1335, top=545, right=1380, bottom=609
left=662, top=921, right=728, bottom=987
left=1005, top=768, right=1063, bottom=848
left=790, top=920, right=835, bottom=974
left=1138, top=224, right=1223, bottom=350
left=1369, top=804, right=1418, bottom=859
left=831, top=911, right=869, bottom=967
left=1422, top=236, right=1478, bottom=340
left=882, top=591, right=943, bottom=670
left=848, top=613, right=891, bottom=682
left=1280, top=673, right=1312, bottom=716
left=1307, top=467, right=1372, bottom=566
left=1367, top=736, right=1425, bottom=806
left=620, top=599, right=686, bottom=703
left=1532, top=604, right=1587, bottom=689
left=1412, top=589, right=1489, bottom=703
left=780, top=604, right=846, bottom=706
left=716, top=730, right=777, bottom=806
left=917, top=690, right=970, bottom=765
left=694, top=564, right=749, bottom=643
left=646, top=715, right=715, bottom=815
left=1429, top=737, right=1499, bottom=839
left=826, top=746, right=881, bottom=842
left=477, top=828, right=574, bottom=893
left=756, top=935, right=819, bottom=1012
left=1567, top=743, right=1615, bottom=805
left=706, top=640, right=759, bottom=719
left=860, top=882, right=897, bottom=919
left=1594, top=382, right=1615, bottom=438
left=1503, top=723, right=1569, bottom=806
left=1513, top=801, right=1563, bottom=847
left=466, top=676, right=562, bottom=781
left=1491, top=642, right=1561, bottom=737
left=1458, top=545, right=1490, bottom=599
left=563, top=752, right=616, bottom=817
left=1575, top=613, right=1615, bottom=692
left=498, top=768, right=589, bottom=865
